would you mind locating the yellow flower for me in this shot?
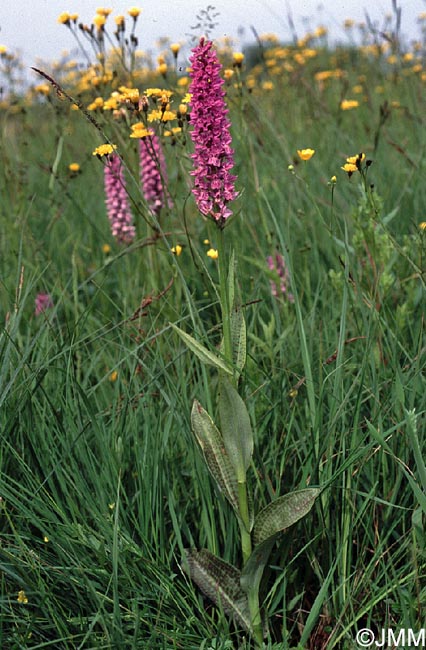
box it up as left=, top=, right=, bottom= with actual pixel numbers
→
left=0, top=45, right=7, bottom=54
left=346, top=153, right=365, bottom=167
left=341, top=162, right=358, bottom=173
left=297, top=148, right=315, bottom=161
left=207, top=248, right=219, bottom=260
left=170, top=43, right=180, bottom=56
left=115, top=15, right=125, bottom=26
left=43, top=535, right=49, bottom=543
left=330, top=175, right=337, bottom=184
left=58, top=12, right=71, bottom=24
left=419, top=222, right=426, bottom=230
left=93, top=14, right=107, bottom=29
left=35, top=84, right=50, bottom=95
left=17, top=590, right=28, bottom=604
left=224, top=69, right=234, bottom=80
left=130, top=124, right=154, bottom=139
left=109, top=370, right=118, bottom=382
left=171, top=245, right=182, bottom=256
left=203, top=239, right=210, bottom=245
left=92, top=143, right=117, bottom=157
left=68, top=162, right=80, bottom=173
left=233, top=52, right=244, bottom=67
left=96, top=7, right=112, bottom=16
left=128, top=7, right=142, bottom=18
left=102, top=243, right=112, bottom=254
left=340, top=99, right=359, bottom=110
left=69, top=14, right=79, bottom=22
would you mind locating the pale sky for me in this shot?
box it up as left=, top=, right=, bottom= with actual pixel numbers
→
left=0, top=0, right=424, bottom=71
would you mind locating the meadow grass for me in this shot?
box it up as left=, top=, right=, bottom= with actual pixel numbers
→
left=1, top=7, right=426, bottom=649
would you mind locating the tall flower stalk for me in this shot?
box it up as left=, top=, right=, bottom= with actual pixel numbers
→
left=104, top=153, right=135, bottom=243
left=173, top=38, right=319, bottom=647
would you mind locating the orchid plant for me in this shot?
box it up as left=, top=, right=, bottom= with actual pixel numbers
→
left=172, top=37, right=320, bottom=646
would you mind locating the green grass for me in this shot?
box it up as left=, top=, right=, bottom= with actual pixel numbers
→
left=1, top=14, right=426, bottom=649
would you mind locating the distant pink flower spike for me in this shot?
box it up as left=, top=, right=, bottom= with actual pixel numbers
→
left=267, top=254, right=294, bottom=302
left=35, top=292, right=54, bottom=316
left=104, top=154, right=135, bottom=243
left=189, top=37, right=237, bottom=227
left=139, top=134, right=171, bottom=215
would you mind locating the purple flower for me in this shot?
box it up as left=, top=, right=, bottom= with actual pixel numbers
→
left=189, top=37, right=237, bottom=227
left=267, top=254, right=294, bottom=302
left=139, top=134, right=171, bottom=215
left=35, top=292, right=54, bottom=316
left=104, top=154, right=135, bottom=243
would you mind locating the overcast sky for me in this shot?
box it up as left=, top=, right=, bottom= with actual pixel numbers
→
left=0, top=0, right=424, bottom=70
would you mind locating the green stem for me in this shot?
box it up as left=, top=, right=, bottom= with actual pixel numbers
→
left=248, top=587, right=263, bottom=647
left=217, top=228, right=233, bottom=375
left=237, top=480, right=252, bottom=565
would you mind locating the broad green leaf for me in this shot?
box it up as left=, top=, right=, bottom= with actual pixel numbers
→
left=170, top=323, right=232, bottom=375
left=183, top=548, right=251, bottom=632
left=191, top=400, right=239, bottom=514
left=240, top=535, right=277, bottom=595
left=253, top=488, right=320, bottom=547
left=218, top=377, right=254, bottom=482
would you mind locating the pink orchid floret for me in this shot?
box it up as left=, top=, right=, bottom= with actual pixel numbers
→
left=104, top=154, right=135, bottom=243
left=139, top=133, right=172, bottom=215
left=189, top=37, right=237, bottom=227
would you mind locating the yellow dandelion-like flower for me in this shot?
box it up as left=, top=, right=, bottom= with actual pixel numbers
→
left=177, top=76, right=189, bottom=87
left=232, top=52, right=244, bottom=67
left=419, top=222, right=426, bottom=230
left=203, top=239, right=210, bottom=245
left=330, top=175, right=337, bottom=184
left=346, top=153, right=365, bottom=165
left=128, top=7, right=142, bottom=18
left=115, top=15, right=125, bottom=26
left=68, top=162, right=80, bottom=173
left=297, top=148, right=315, bottom=161
left=170, top=43, right=180, bottom=56
left=96, top=7, right=113, bottom=16
left=92, top=143, right=117, bottom=157
left=17, top=590, right=28, bottom=604
left=207, top=248, right=219, bottom=260
left=69, top=14, right=79, bottom=22
left=35, top=83, right=50, bottom=96
left=171, top=245, right=183, bottom=256
left=130, top=124, right=155, bottom=139
left=93, top=14, right=107, bottom=29
left=341, top=162, right=358, bottom=173
left=340, top=99, right=359, bottom=110
left=43, top=535, right=49, bottom=543
left=58, top=12, right=71, bottom=25
left=102, top=243, right=112, bottom=254
left=0, top=45, right=8, bottom=54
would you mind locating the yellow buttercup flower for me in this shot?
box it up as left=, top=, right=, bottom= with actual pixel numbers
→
left=102, top=244, right=112, bottom=254
left=171, top=245, right=183, bottom=256
left=207, top=248, right=219, bottom=260
left=297, top=148, right=315, bottom=161
left=419, top=222, right=426, bottom=230
left=68, top=162, right=80, bottom=173
left=170, top=43, right=181, bottom=56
